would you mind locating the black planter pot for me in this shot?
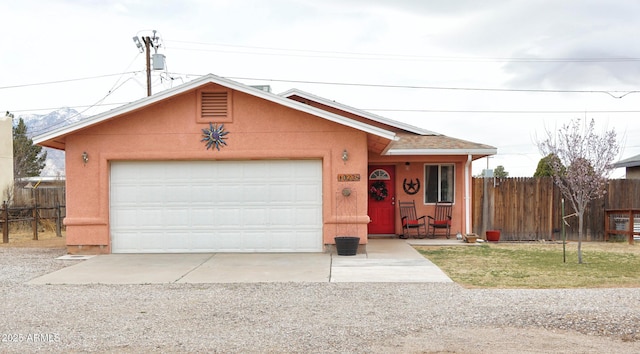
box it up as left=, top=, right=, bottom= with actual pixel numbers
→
left=334, top=236, right=360, bottom=256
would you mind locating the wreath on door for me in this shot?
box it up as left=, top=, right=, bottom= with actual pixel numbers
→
left=369, top=181, right=389, bottom=201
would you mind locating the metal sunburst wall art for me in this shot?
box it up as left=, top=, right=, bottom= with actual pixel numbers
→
left=201, top=123, right=229, bottom=151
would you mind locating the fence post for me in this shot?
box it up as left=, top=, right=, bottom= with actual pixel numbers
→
left=2, top=201, right=8, bottom=243
left=55, top=202, right=62, bottom=237
left=32, top=205, right=38, bottom=241
left=628, top=209, right=634, bottom=245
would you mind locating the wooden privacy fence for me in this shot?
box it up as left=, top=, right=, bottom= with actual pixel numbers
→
left=472, top=177, right=640, bottom=242
left=1, top=187, right=66, bottom=243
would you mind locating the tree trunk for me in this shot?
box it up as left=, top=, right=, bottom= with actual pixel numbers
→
left=577, top=211, right=584, bottom=264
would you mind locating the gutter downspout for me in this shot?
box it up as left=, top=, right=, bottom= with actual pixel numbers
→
left=464, top=154, right=472, bottom=234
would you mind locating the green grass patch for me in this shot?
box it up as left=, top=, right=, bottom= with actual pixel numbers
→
left=416, top=242, right=640, bottom=289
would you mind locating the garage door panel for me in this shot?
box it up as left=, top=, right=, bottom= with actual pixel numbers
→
left=111, top=160, right=322, bottom=253
left=138, top=209, right=164, bottom=226
left=214, top=208, right=240, bottom=226
left=269, top=207, right=293, bottom=226
left=244, top=208, right=267, bottom=225
left=110, top=185, right=138, bottom=204
left=113, top=232, right=165, bottom=253
left=298, top=185, right=322, bottom=199
left=295, top=231, right=322, bottom=250
left=215, top=185, right=242, bottom=203
left=191, top=185, right=214, bottom=202
left=163, top=233, right=191, bottom=252
left=268, top=184, right=294, bottom=203
left=166, top=209, right=191, bottom=227
left=294, top=207, right=322, bottom=226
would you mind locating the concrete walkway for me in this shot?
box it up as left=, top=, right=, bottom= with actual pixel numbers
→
left=27, top=239, right=453, bottom=284
left=330, top=239, right=453, bottom=283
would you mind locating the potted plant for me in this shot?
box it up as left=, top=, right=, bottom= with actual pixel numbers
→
left=486, top=230, right=501, bottom=242
left=334, top=236, right=360, bottom=256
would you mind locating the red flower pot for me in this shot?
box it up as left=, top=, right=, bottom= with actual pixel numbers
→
left=486, top=230, right=501, bottom=242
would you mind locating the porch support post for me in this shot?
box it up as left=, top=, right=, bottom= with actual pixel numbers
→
left=464, top=154, right=472, bottom=234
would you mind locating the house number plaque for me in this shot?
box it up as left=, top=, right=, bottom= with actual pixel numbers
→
left=337, top=174, right=361, bottom=182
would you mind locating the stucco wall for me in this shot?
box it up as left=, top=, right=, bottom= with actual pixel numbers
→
left=0, top=115, right=13, bottom=202
left=63, top=84, right=371, bottom=252
left=368, top=153, right=470, bottom=237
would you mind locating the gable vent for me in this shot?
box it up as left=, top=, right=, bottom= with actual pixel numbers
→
left=201, top=92, right=228, bottom=118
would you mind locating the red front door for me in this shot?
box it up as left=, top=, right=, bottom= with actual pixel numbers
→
left=367, top=165, right=396, bottom=234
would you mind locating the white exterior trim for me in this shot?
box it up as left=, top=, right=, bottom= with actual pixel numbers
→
left=280, top=88, right=437, bottom=136
left=34, top=74, right=397, bottom=146
left=385, top=148, right=498, bottom=156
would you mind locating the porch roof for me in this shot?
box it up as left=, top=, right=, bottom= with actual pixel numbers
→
left=383, top=133, right=496, bottom=159
left=280, top=89, right=496, bottom=159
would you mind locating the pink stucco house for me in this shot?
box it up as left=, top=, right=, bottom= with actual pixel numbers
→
left=34, top=74, right=496, bottom=254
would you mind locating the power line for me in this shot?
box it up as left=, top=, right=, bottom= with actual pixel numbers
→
left=165, top=39, right=640, bottom=63
left=4, top=70, right=638, bottom=98
left=9, top=71, right=640, bottom=114
left=16, top=105, right=640, bottom=116
left=0, top=71, right=142, bottom=90
left=224, top=75, right=640, bottom=98
left=364, top=109, right=640, bottom=114
left=11, top=102, right=128, bottom=113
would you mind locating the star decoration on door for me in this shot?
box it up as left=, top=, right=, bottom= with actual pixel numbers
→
left=201, top=123, right=229, bottom=151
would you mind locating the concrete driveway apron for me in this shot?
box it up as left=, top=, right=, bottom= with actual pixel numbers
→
left=27, top=239, right=452, bottom=284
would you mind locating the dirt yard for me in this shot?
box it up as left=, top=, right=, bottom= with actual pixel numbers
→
left=0, top=229, right=66, bottom=248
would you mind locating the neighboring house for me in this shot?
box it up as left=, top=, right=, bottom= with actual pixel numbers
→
left=613, top=154, right=640, bottom=179
left=16, top=176, right=65, bottom=189
left=0, top=114, right=13, bottom=202
left=34, top=74, right=496, bottom=254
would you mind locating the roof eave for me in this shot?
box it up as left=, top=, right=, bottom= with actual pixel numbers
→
left=34, top=74, right=219, bottom=146
left=280, top=88, right=438, bottom=136
left=613, top=162, right=640, bottom=168
left=34, top=74, right=397, bottom=145
left=384, top=148, right=498, bottom=156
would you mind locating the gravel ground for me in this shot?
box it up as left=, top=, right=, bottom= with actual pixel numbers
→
left=1, top=247, right=640, bottom=353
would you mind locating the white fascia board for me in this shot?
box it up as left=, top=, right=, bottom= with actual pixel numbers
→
left=34, top=74, right=216, bottom=145
left=280, top=88, right=438, bottom=136
left=35, top=74, right=397, bottom=144
left=385, top=148, right=498, bottom=156
left=238, top=86, right=397, bottom=141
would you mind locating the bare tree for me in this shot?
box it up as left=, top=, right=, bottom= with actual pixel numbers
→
left=538, top=118, right=620, bottom=263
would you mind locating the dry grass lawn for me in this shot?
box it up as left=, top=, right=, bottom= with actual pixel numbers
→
left=416, top=241, right=640, bottom=289
left=0, top=221, right=66, bottom=248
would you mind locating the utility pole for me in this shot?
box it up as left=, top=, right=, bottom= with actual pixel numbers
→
left=143, top=36, right=152, bottom=96
left=133, top=30, right=165, bottom=97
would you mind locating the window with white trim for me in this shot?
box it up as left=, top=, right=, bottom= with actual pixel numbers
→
left=424, top=164, right=454, bottom=203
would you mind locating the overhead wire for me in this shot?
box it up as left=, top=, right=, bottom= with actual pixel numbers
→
left=26, top=54, right=144, bottom=136
left=27, top=75, right=137, bottom=136
left=0, top=71, right=142, bottom=90
left=222, top=75, right=640, bottom=99
left=11, top=69, right=640, bottom=117
left=165, top=39, right=640, bottom=63
left=364, top=109, right=640, bottom=114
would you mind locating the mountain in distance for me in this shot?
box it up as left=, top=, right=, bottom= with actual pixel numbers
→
left=18, top=107, right=85, bottom=178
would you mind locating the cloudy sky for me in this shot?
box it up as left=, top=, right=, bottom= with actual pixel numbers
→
left=2, top=0, right=639, bottom=177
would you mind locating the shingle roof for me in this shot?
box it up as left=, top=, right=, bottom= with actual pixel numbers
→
left=281, top=89, right=496, bottom=158
left=384, top=133, right=496, bottom=156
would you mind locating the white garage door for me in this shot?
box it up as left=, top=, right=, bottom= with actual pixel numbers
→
left=110, top=160, right=323, bottom=253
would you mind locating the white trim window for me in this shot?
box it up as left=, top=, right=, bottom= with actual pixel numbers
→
left=424, top=164, right=454, bottom=203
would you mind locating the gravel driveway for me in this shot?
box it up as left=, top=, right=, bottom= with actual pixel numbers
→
left=1, top=247, right=640, bottom=353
